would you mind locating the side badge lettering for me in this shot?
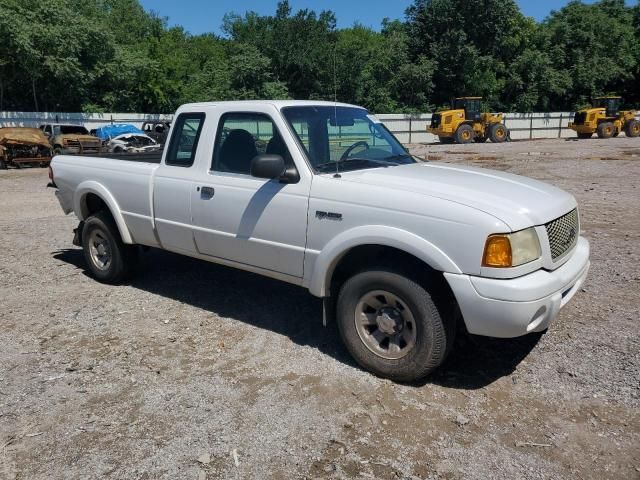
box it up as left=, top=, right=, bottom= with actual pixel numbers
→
left=316, top=211, right=343, bottom=221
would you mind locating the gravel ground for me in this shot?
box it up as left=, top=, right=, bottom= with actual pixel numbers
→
left=0, top=137, right=639, bottom=480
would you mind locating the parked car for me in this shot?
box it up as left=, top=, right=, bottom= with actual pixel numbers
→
left=0, top=127, right=52, bottom=169
left=94, top=123, right=143, bottom=142
left=91, top=123, right=160, bottom=153
left=141, top=121, right=171, bottom=144
left=108, top=133, right=161, bottom=153
left=40, top=123, right=102, bottom=155
left=49, top=100, right=590, bottom=382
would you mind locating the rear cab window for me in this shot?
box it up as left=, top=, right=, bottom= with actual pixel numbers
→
left=165, top=113, right=205, bottom=167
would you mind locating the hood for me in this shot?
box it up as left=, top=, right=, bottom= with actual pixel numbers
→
left=337, top=162, right=576, bottom=231
left=57, top=134, right=100, bottom=142
left=110, top=133, right=155, bottom=144
left=0, top=127, right=51, bottom=148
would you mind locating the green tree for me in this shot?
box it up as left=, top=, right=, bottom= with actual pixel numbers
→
left=541, top=0, right=638, bottom=109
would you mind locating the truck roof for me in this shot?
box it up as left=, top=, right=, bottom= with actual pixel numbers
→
left=178, top=100, right=364, bottom=110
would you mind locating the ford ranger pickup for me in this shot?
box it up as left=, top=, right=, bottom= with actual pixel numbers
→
left=49, top=100, right=590, bottom=381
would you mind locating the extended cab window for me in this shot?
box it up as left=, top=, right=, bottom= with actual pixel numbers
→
left=165, top=113, right=205, bottom=167
left=212, top=112, right=292, bottom=175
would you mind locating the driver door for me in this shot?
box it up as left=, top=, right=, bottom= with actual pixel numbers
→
left=190, top=110, right=310, bottom=280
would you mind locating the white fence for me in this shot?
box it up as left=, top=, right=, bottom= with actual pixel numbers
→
left=0, top=111, right=173, bottom=131
left=1, top=110, right=638, bottom=143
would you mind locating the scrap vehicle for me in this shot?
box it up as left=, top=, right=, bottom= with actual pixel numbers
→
left=568, top=96, right=640, bottom=139
left=94, top=123, right=161, bottom=153
left=49, top=100, right=590, bottom=382
left=40, top=123, right=102, bottom=155
left=428, top=97, right=509, bottom=144
left=141, top=121, right=171, bottom=144
left=0, top=127, right=52, bottom=169
left=95, top=123, right=143, bottom=142
left=108, top=133, right=161, bottom=153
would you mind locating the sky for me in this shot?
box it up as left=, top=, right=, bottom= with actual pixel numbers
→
left=138, top=0, right=637, bottom=36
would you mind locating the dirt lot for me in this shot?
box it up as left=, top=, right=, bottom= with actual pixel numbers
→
left=1, top=137, right=639, bottom=480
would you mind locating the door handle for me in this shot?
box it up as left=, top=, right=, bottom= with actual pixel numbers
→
left=199, top=186, right=215, bottom=199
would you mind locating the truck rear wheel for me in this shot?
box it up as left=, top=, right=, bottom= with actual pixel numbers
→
left=336, top=268, right=454, bottom=382
left=81, top=210, right=138, bottom=284
left=489, top=123, right=508, bottom=143
left=597, top=122, right=614, bottom=139
left=625, top=120, right=640, bottom=138
left=454, top=124, right=474, bottom=144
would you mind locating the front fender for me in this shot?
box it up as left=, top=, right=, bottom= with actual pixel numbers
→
left=73, top=181, right=134, bottom=244
left=307, top=225, right=461, bottom=297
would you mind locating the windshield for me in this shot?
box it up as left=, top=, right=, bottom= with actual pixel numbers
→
left=282, top=106, right=414, bottom=173
left=55, top=125, right=89, bottom=135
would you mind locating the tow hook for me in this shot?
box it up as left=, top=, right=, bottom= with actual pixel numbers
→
left=72, top=221, right=84, bottom=247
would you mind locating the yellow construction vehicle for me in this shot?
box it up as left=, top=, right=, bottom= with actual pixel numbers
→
left=428, top=97, right=508, bottom=144
left=568, top=96, right=640, bottom=139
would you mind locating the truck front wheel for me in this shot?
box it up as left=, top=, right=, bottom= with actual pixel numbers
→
left=81, top=211, right=137, bottom=284
left=336, top=268, right=454, bottom=382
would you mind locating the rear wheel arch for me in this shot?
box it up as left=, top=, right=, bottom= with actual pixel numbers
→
left=75, top=186, right=134, bottom=244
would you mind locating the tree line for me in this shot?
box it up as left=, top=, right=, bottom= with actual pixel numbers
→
left=0, top=0, right=638, bottom=114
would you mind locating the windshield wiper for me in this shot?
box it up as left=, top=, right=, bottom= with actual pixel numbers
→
left=314, top=157, right=393, bottom=173
left=383, top=153, right=414, bottom=162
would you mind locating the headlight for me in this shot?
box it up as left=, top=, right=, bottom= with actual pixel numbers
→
left=482, top=227, right=541, bottom=268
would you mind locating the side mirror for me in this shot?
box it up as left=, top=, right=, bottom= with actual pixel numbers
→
left=250, top=154, right=285, bottom=179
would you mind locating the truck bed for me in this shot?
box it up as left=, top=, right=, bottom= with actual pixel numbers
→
left=76, top=150, right=163, bottom=163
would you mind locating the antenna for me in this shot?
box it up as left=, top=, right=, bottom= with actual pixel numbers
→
left=333, top=41, right=341, bottom=178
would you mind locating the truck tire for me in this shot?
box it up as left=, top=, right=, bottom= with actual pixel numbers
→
left=81, top=210, right=138, bottom=284
left=336, top=268, right=454, bottom=382
left=577, top=132, right=592, bottom=139
left=625, top=119, right=640, bottom=137
left=454, top=124, right=474, bottom=144
left=597, top=122, right=614, bottom=139
left=489, top=123, right=508, bottom=143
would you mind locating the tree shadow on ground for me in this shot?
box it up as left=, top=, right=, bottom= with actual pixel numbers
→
left=53, top=247, right=542, bottom=390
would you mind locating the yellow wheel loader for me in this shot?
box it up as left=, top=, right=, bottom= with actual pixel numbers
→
left=568, top=96, right=640, bottom=139
left=428, top=97, right=508, bottom=144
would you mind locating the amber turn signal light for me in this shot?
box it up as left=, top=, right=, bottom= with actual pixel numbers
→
left=482, top=235, right=512, bottom=267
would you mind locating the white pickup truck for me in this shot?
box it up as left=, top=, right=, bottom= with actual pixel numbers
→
left=50, top=100, right=590, bottom=381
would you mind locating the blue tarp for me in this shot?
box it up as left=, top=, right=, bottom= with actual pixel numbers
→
left=95, top=123, right=144, bottom=141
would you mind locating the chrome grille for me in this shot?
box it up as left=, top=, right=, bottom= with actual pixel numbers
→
left=545, top=209, right=579, bottom=261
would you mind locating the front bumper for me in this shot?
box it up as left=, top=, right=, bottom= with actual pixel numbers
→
left=444, top=237, right=590, bottom=338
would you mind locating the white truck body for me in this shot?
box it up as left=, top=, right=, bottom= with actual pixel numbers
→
left=51, top=100, right=590, bottom=350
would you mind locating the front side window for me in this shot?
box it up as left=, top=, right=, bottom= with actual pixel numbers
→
left=165, top=113, right=205, bottom=167
left=282, top=106, right=413, bottom=173
left=212, top=112, right=292, bottom=175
